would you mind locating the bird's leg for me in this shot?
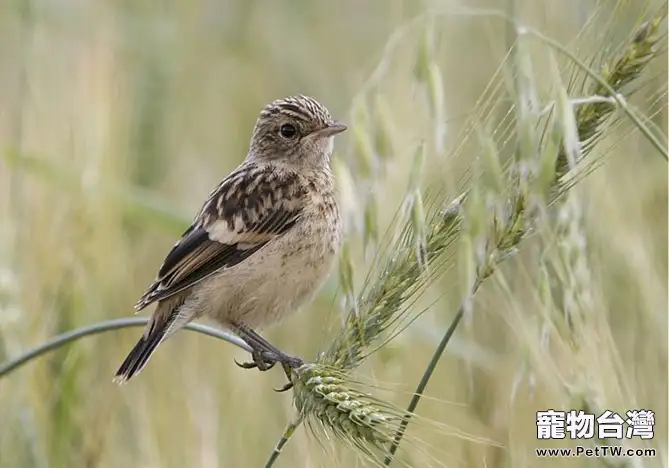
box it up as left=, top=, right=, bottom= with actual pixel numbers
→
left=232, top=326, right=277, bottom=371
left=232, top=323, right=304, bottom=391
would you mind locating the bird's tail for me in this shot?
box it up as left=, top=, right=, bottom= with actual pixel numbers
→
left=113, top=325, right=166, bottom=384
left=114, top=304, right=181, bottom=384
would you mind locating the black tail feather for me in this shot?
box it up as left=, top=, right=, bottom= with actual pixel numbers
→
left=114, top=327, right=165, bottom=384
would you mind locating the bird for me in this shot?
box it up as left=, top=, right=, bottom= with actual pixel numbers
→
left=114, top=95, right=346, bottom=391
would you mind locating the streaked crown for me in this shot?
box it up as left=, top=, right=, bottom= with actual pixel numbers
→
left=258, top=95, right=333, bottom=128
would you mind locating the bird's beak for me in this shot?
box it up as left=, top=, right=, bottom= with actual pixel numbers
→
left=312, top=121, right=347, bottom=138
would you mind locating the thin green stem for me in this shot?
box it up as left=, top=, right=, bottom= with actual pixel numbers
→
left=383, top=301, right=466, bottom=465
left=264, top=417, right=302, bottom=468
left=0, top=317, right=250, bottom=379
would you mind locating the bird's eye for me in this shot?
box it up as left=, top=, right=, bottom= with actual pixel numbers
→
left=279, top=123, right=298, bottom=139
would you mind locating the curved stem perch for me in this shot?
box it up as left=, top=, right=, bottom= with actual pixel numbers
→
left=0, top=317, right=251, bottom=379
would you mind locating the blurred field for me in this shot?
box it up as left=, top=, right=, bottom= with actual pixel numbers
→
left=0, top=1, right=666, bottom=467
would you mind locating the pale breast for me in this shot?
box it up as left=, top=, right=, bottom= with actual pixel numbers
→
left=198, top=196, right=341, bottom=330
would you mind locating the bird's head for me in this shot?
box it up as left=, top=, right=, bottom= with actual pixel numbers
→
left=248, top=95, right=347, bottom=169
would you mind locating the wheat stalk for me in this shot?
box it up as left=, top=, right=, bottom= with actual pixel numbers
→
left=263, top=10, right=666, bottom=467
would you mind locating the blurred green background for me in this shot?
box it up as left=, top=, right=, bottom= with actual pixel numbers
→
left=0, top=0, right=666, bottom=467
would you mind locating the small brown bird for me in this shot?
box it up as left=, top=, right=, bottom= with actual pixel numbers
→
left=114, top=95, right=346, bottom=389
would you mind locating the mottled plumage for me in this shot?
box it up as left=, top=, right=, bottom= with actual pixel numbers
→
left=114, top=95, right=345, bottom=385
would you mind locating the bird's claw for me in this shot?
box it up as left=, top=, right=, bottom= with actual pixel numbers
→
left=233, top=358, right=259, bottom=369
left=236, top=355, right=295, bottom=392
left=234, top=351, right=276, bottom=371
left=273, top=381, right=294, bottom=393
left=273, top=360, right=302, bottom=392
left=233, top=336, right=305, bottom=392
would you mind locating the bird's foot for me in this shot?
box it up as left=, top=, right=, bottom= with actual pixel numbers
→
left=272, top=355, right=306, bottom=392
left=234, top=350, right=276, bottom=371
left=235, top=350, right=304, bottom=392
left=231, top=323, right=305, bottom=391
left=271, top=359, right=301, bottom=392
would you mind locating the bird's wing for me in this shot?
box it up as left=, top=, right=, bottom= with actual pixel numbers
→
left=135, top=164, right=306, bottom=311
